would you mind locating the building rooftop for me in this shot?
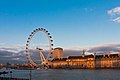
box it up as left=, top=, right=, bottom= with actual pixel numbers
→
left=54, top=47, right=63, bottom=50
left=95, top=54, right=119, bottom=59
left=51, top=53, right=120, bottom=61
left=67, top=55, right=94, bottom=59
left=51, top=58, right=67, bottom=62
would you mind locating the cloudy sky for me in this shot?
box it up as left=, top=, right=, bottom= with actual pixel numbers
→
left=0, top=0, right=120, bottom=63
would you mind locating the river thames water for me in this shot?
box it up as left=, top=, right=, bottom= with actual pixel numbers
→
left=0, top=69, right=120, bottom=80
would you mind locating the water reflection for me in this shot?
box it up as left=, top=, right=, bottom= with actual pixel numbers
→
left=0, top=69, right=120, bottom=80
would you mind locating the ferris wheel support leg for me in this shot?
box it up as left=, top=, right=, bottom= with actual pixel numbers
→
left=40, top=51, right=46, bottom=61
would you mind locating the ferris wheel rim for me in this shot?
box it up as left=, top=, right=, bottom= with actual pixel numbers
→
left=26, top=28, right=53, bottom=66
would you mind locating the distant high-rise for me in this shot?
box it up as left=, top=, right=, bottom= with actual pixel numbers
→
left=53, top=47, right=63, bottom=59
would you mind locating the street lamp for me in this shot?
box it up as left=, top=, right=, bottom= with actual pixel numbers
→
left=10, top=71, right=12, bottom=79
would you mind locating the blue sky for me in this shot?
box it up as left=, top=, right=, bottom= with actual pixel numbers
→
left=0, top=0, right=120, bottom=50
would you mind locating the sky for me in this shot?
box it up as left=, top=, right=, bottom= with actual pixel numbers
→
left=1, top=0, right=120, bottom=63
left=0, top=0, right=120, bottom=50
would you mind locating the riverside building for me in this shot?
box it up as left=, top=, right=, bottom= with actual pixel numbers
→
left=51, top=49, right=120, bottom=69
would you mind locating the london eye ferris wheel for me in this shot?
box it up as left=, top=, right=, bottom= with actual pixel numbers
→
left=25, top=28, right=54, bottom=67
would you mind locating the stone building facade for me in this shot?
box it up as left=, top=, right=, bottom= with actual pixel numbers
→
left=51, top=52, right=120, bottom=69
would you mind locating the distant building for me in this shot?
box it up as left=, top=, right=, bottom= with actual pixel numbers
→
left=53, top=47, right=63, bottom=59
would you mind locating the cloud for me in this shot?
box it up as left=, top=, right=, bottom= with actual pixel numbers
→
left=32, top=44, right=49, bottom=47
left=0, top=44, right=26, bottom=53
left=63, top=43, right=120, bottom=55
left=112, top=17, right=120, bottom=23
left=0, top=42, right=7, bottom=46
left=0, top=48, right=19, bottom=53
left=107, top=7, right=120, bottom=23
left=63, top=50, right=82, bottom=57
left=0, top=43, right=120, bottom=64
left=0, top=47, right=27, bottom=64
left=87, top=43, right=120, bottom=53
left=107, top=7, right=120, bottom=15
